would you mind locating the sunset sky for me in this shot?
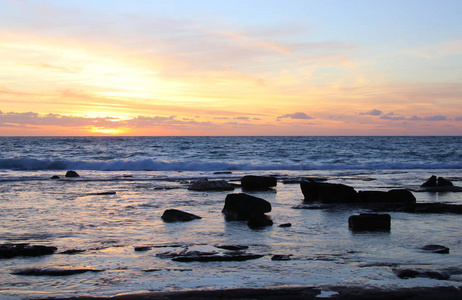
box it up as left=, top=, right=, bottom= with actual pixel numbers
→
left=1, top=0, right=461, bottom=136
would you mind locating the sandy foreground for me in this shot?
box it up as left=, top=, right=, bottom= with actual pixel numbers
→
left=39, top=285, right=462, bottom=300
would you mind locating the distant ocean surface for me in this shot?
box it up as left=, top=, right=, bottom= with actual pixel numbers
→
left=1, top=136, right=462, bottom=172
left=0, top=136, right=461, bottom=299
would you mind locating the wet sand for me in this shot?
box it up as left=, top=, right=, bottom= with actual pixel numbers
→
left=43, top=285, right=462, bottom=300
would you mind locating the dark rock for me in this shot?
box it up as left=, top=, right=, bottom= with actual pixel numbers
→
left=421, top=244, right=450, bottom=254
left=420, top=175, right=455, bottom=189
left=0, top=243, right=57, bottom=259
left=421, top=175, right=437, bottom=187
left=247, top=214, right=273, bottom=229
left=438, top=177, right=454, bottom=187
left=377, top=203, right=462, bottom=214
left=65, top=170, right=80, bottom=178
left=12, top=267, right=104, bottom=276
left=134, top=246, right=152, bottom=252
left=279, top=223, right=292, bottom=227
left=394, top=269, right=450, bottom=280
left=271, top=254, right=292, bottom=261
left=188, top=178, right=234, bottom=191
left=161, top=209, right=202, bottom=222
left=59, top=249, right=85, bottom=255
left=87, top=191, right=116, bottom=195
left=348, top=213, right=391, bottom=231
left=172, top=252, right=264, bottom=262
left=215, top=245, right=249, bottom=251
left=241, top=175, right=277, bottom=190
left=50, top=175, right=60, bottom=179
left=213, top=171, right=233, bottom=174
left=357, top=189, right=416, bottom=204
left=301, top=181, right=357, bottom=203
left=222, top=193, right=271, bottom=220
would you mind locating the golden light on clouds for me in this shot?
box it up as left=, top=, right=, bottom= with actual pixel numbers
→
left=1, top=1, right=461, bottom=136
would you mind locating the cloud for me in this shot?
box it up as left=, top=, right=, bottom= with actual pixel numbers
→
left=360, top=109, right=382, bottom=116
left=379, top=112, right=448, bottom=122
left=424, top=115, right=447, bottom=121
left=234, top=116, right=250, bottom=120
left=278, top=112, right=313, bottom=120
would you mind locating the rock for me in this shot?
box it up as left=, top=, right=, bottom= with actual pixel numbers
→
left=271, top=254, right=292, bottom=261
left=222, top=193, right=271, bottom=220
left=421, top=175, right=454, bottom=188
left=279, top=223, right=292, bottom=227
left=394, top=269, right=450, bottom=280
left=421, top=175, right=438, bottom=187
left=247, top=214, right=273, bottom=229
left=188, top=178, right=234, bottom=191
left=241, top=175, right=277, bottom=190
left=213, top=171, right=233, bottom=174
left=348, top=213, right=391, bottom=231
left=59, top=249, right=85, bottom=255
left=171, top=251, right=264, bottom=262
left=215, top=245, right=249, bottom=251
left=301, top=181, right=357, bottom=203
left=50, top=175, right=60, bottom=179
left=161, top=209, right=202, bottom=222
left=357, top=189, right=416, bottom=204
left=12, top=267, right=104, bottom=276
left=65, top=170, right=80, bottom=178
left=134, top=246, right=152, bottom=252
left=438, top=177, right=454, bottom=187
left=421, top=244, right=450, bottom=254
left=0, top=243, right=57, bottom=259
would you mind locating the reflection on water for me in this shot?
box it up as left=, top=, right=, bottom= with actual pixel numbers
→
left=0, top=169, right=461, bottom=298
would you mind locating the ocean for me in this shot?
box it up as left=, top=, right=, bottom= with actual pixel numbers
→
left=0, top=136, right=461, bottom=299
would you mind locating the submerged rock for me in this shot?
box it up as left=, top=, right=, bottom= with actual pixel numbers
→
left=241, top=175, right=277, bottom=190
left=65, top=170, right=80, bottom=178
left=161, top=209, right=202, bottom=222
left=348, top=213, right=391, bottom=232
left=222, top=193, right=271, bottom=220
left=421, top=244, right=450, bottom=254
left=394, top=269, right=450, bottom=280
left=301, top=181, right=357, bottom=203
left=50, top=175, right=60, bottom=180
left=0, top=243, right=57, bottom=259
left=12, top=267, right=104, bottom=276
left=279, top=223, right=292, bottom=227
left=271, top=254, right=292, bottom=261
left=357, top=189, right=416, bottom=203
left=171, top=251, right=264, bottom=262
left=188, top=178, right=234, bottom=191
left=134, top=246, right=152, bottom=252
left=215, top=245, right=249, bottom=251
left=247, top=214, right=273, bottom=229
left=59, top=249, right=85, bottom=255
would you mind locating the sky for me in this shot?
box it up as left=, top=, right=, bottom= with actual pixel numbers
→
left=1, top=0, right=461, bottom=136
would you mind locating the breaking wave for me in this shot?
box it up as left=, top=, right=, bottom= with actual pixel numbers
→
left=1, top=158, right=461, bottom=171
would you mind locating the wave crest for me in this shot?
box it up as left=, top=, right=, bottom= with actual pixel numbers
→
left=1, top=158, right=461, bottom=171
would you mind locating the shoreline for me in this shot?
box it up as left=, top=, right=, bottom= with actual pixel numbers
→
left=40, top=285, right=462, bottom=300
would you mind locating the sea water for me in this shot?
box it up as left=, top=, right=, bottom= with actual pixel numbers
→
left=0, top=136, right=461, bottom=299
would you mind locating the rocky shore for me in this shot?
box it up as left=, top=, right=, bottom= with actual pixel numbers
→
left=40, top=285, right=462, bottom=300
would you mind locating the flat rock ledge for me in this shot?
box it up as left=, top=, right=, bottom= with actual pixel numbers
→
left=43, top=285, right=462, bottom=300
left=293, top=203, right=462, bottom=214
left=12, top=267, right=104, bottom=276
left=0, top=243, right=57, bottom=259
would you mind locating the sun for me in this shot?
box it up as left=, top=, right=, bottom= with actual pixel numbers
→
left=89, top=127, right=129, bottom=135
